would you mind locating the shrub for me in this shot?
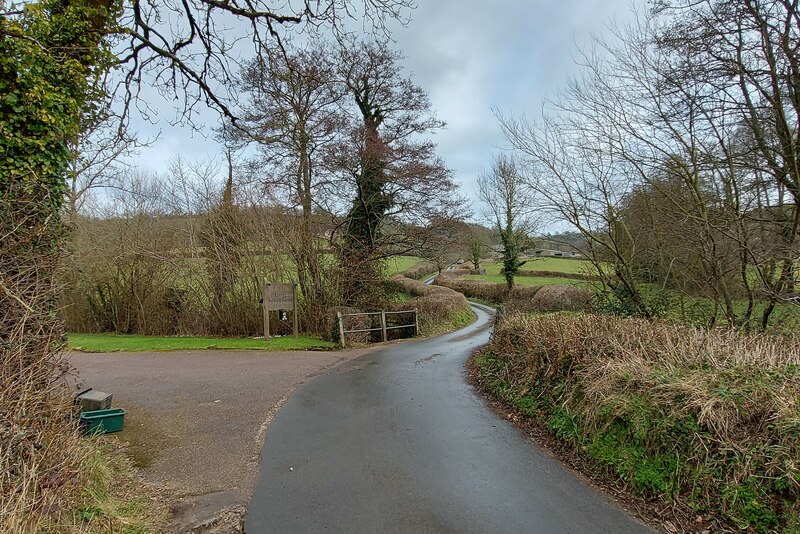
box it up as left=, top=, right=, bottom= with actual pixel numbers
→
left=513, top=269, right=600, bottom=281
left=434, top=274, right=542, bottom=305
left=391, top=275, right=475, bottom=335
left=475, top=312, right=800, bottom=532
left=531, top=285, right=592, bottom=312
left=441, top=268, right=473, bottom=277
left=403, top=262, right=438, bottom=280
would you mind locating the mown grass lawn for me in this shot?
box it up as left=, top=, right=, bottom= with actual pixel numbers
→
left=68, top=333, right=336, bottom=352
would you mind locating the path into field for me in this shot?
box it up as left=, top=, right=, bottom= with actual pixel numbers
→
left=245, top=304, right=652, bottom=533
left=70, top=347, right=378, bottom=532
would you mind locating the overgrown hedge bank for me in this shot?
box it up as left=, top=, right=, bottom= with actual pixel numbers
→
left=434, top=274, right=593, bottom=313
left=474, top=312, right=800, bottom=533
left=402, top=262, right=438, bottom=280
left=391, top=275, right=475, bottom=335
left=512, top=269, right=600, bottom=281
left=434, top=274, right=540, bottom=304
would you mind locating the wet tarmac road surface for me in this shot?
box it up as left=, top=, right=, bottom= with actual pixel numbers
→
left=245, top=304, right=652, bottom=533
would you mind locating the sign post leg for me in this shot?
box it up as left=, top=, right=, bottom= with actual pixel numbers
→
left=263, top=280, right=270, bottom=341
left=292, top=283, right=298, bottom=338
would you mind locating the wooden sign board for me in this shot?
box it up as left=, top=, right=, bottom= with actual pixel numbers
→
left=262, top=282, right=298, bottom=340
left=263, top=283, right=296, bottom=311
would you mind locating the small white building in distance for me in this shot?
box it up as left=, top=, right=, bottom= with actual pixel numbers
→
left=534, top=248, right=585, bottom=259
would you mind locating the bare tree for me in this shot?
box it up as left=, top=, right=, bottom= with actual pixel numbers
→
left=230, top=43, right=346, bottom=331
left=65, top=106, right=154, bottom=219
left=462, top=224, right=491, bottom=271
left=478, top=154, right=534, bottom=289
left=414, top=217, right=468, bottom=274
left=499, top=2, right=800, bottom=328
left=652, top=0, right=800, bottom=326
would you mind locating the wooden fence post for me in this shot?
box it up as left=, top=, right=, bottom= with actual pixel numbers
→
left=380, top=310, right=387, bottom=342
left=414, top=308, right=419, bottom=336
left=337, top=312, right=345, bottom=348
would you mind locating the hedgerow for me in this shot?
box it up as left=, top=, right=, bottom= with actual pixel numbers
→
left=475, top=312, right=800, bottom=532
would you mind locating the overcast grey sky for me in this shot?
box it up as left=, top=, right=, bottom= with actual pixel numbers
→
left=127, top=0, right=642, bottom=208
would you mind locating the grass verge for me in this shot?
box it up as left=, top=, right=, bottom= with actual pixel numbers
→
left=37, top=439, right=169, bottom=533
left=473, top=311, right=800, bottom=533
left=68, top=333, right=336, bottom=352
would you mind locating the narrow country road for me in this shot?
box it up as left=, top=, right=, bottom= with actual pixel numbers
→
left=245, top=304, right=652, bottom=533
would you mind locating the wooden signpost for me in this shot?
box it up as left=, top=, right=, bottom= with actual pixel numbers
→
left=262, top=281, right=298, bottom=340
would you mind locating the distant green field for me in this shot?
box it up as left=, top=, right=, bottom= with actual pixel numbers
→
left=468, top=257, right=600, bottom=287
left=68, top=333, right=336, bottom=352
left=464, top=274, right=595, bottom=288
left=384, top=255, right=425, bottom=276
left=481, top=258, right=599, bottom=276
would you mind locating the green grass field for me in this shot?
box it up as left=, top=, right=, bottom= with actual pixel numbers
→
left=384, top=255, right=426, bottom=276
left=467, top=257, right=600, bottom=287
left=67, top=333, right=336, bottom=352
left=463, top=274, right=594, bottom=287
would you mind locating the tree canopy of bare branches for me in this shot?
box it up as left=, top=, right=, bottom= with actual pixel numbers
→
left=499, top=0, right=800, bottom=329
left=332, top=39, right=461, bottom=303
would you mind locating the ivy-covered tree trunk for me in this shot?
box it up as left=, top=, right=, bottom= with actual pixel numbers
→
left=336, top=41, right=448, bottom=305
left=341, top=117, right=392, bottom=303
left=500, top=226, right=525, bottom=290
left=0, top=1, right=114, bottom=526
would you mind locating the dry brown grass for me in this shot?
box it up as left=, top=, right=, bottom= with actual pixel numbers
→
left=1, top=181, right=87, bottom=532
left=477, top=312, right=800, bottom=532
left=530, top=285, right=592, bottom=312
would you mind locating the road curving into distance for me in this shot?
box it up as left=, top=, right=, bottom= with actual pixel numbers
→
left=245, top=303, right=652, bottom=533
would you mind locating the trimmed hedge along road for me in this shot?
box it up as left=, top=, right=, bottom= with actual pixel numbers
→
left=474, top=312, right=800, bottom=533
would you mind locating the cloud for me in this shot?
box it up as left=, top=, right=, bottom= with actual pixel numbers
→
left=386, top=0, right=640, bottom=207
left=126, top=0, right=642, bottom=211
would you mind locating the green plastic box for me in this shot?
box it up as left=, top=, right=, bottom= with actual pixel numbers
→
left=80, top=408, right=126, bottom=435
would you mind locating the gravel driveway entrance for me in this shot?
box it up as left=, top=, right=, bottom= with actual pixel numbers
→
left=70, top=348, right=376, bottom=533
